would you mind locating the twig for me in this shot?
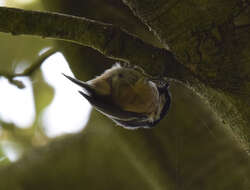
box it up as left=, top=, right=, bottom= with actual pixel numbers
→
left=0, top=48, right=56, bottom=88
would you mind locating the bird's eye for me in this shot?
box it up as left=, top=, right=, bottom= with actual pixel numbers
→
left=118, top=73, right=123, bottom=78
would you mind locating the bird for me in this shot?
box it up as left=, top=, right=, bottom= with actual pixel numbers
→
left=63, top=63, right=171, bottom=129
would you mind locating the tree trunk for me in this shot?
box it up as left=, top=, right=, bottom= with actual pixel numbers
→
left=123, top=0, right=250, bottom=150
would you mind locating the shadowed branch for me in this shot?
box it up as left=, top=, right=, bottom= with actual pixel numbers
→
left=0, top=6, right=191, bottom=80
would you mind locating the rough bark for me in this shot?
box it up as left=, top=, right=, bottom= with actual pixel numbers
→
left=122, top=0, right=250, bottom=150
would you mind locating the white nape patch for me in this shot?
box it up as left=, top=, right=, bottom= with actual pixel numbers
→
left=41, top=52, right=92, bottom=138
left=0, top=77, right=35, bottom=128
left=113, top=62, right=122, bottom=68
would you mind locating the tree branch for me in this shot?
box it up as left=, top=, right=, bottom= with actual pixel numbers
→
left=0, top=48, right=56, bottom=88
left=0, top=6, right=191, bottom=81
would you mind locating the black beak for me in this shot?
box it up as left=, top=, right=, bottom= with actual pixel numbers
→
left=62, top=73, right=96, bottom=96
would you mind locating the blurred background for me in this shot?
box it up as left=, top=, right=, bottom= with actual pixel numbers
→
left=0, top=0, right=249, bottom=189
left=0, top=0, right=160, bottom=165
